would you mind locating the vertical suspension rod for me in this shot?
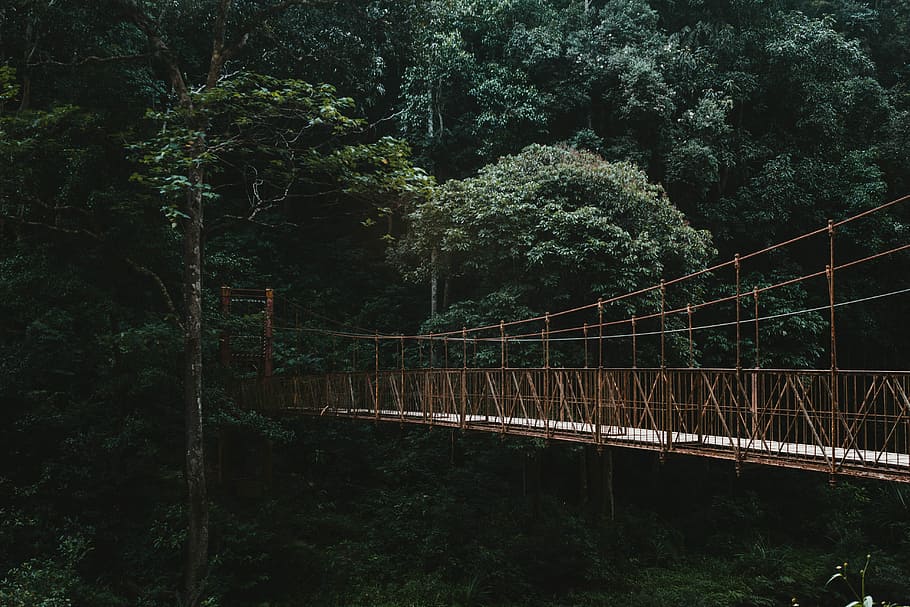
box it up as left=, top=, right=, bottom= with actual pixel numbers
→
left=686, top=303, right=693, bottom=368
left=735, top=253, right=742, bottom=373
left=827, top=219, right=838, bottom=478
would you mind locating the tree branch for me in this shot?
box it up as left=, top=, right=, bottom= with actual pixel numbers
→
left=221, top=0, right=337, bottom=63
left=206, top=0, right=233, bottom=89
left=28, top=53, right=151, bottom=67
left=125, top=256, right=186, bottom=331
left=111, top=0, right=191, bottom=107
left=206, top=213, right=299, bottom=239
left=5, top=214, right=184, bottom=330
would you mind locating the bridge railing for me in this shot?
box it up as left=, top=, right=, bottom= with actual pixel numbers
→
left=240, top=368, right=910, bottom=482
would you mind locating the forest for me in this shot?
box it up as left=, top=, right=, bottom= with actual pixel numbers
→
left=1, top=0, right=910, bottom=605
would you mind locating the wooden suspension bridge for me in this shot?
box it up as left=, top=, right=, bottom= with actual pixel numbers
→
left=227, top=196, right=910, bottom=484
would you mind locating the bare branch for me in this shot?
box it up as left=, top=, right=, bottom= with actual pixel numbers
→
left=207, top=214, right=298, bottom=239
left=4, top=216, right=103, bottom=241
left=367, top=109, right=405, bottom=131
left=125, top=257, right=186, bottom=331
left=5, top=214, right=183, bottom=329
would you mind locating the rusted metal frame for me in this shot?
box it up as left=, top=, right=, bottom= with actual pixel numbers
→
left=751, top=288, right=761, bottom=443
left=423, top=367, right=431, bottom=425
left=461, top=328, right=467, bottom=429
left=827, top=219, right=839, bottom=479
left=629, top=370, right=654, bottom=429
left=479, top=370, right=492, bottom=423
left=506, top=369, right=524, bottom=426
left=785, top=374, right=834, bottom=466
left=365, top=374, right=377, bottom=415
left=486, top=371, right=506, bottom=433
left=596, top=299, right=604, bottom=445
left=545, top=312, right=551, bottom=369
left=754, top=372, right=797, bottom=454
left=347, top=374, right=356, bottom=414
left=574, top=370, right=595, bottom=433
left=659, top=282, right=673, bottom=451
left=701, top=371, right=738, bottom=452
left=603, top=370, right=631, bottom=436
left=584, top=323, right=589, bottom=369
left=631, top=315, right=637, bottom=368
left=666, top=373, right=694, bottom=437
left=400, top=337, right=406, bottom=421
left=555, top=371, right=573, bottom=428
left=632, top=370, right=666, bottom=448
left=389, top=373, right=403, bottom=418
left=499, top=321, right=507, bottom=434
left=687, top=304, right=694, bottom=368
left=875, top=379, right=910, bottom=466
left=544, top=316, right=552, bottom=439
left=774, top=377, right=808, bottom=456
left=680, top=370, right=702, bottom=440
left=726, top=370, right=758, bottom=453
left=734, top=255, right=742, bottom=372
left=665, top=442, right=910, bottom=483
left=780, top=373, right=802, bottom=443
left=817, top=370, right=855, bottom=471
left=428, top=369, right=437, bottom=426
left=753, top=288, right=761, bottom=368
left=444, top=371, right=459, bottom=421
left=524, top=370, right=547, bottom=432
left=836, top=376, right=885, bottom=466
left=321, top=372, right=331, bottom=412
left=373, top=332, right=380, bottom=419
left=471, top=368, right=486, bottom=419
left=511, top=371, right=532, bottom=421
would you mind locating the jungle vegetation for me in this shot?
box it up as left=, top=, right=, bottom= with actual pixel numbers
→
left=1, top=1, right=909, bottom=605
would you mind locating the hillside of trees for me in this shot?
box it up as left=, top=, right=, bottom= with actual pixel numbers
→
left=1, top=1, right=909, bottom=606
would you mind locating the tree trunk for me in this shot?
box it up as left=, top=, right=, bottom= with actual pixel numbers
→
left=430, top=248, right=438, bottom=317
left=602, top=447, right=614, bottom=521
left=183, top=180, right=209, bottom=607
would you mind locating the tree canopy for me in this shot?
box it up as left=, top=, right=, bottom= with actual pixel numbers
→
left=394, top=144, right=713, bottom=324
left=1, top=0, right=910, bottom=605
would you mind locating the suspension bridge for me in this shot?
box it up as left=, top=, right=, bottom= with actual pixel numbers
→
left=227, top=195, right=910, bottom=483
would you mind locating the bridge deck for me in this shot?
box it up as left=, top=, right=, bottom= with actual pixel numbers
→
left=243, top=367, right=910, bottom=482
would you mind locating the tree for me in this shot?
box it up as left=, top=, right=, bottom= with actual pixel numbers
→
left=392, top=144, right=714, bottom=361
left=1, top=2, right=428, bottom=604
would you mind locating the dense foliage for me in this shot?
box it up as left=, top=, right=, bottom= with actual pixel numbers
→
left=1, top=0, right=909, bottom=605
